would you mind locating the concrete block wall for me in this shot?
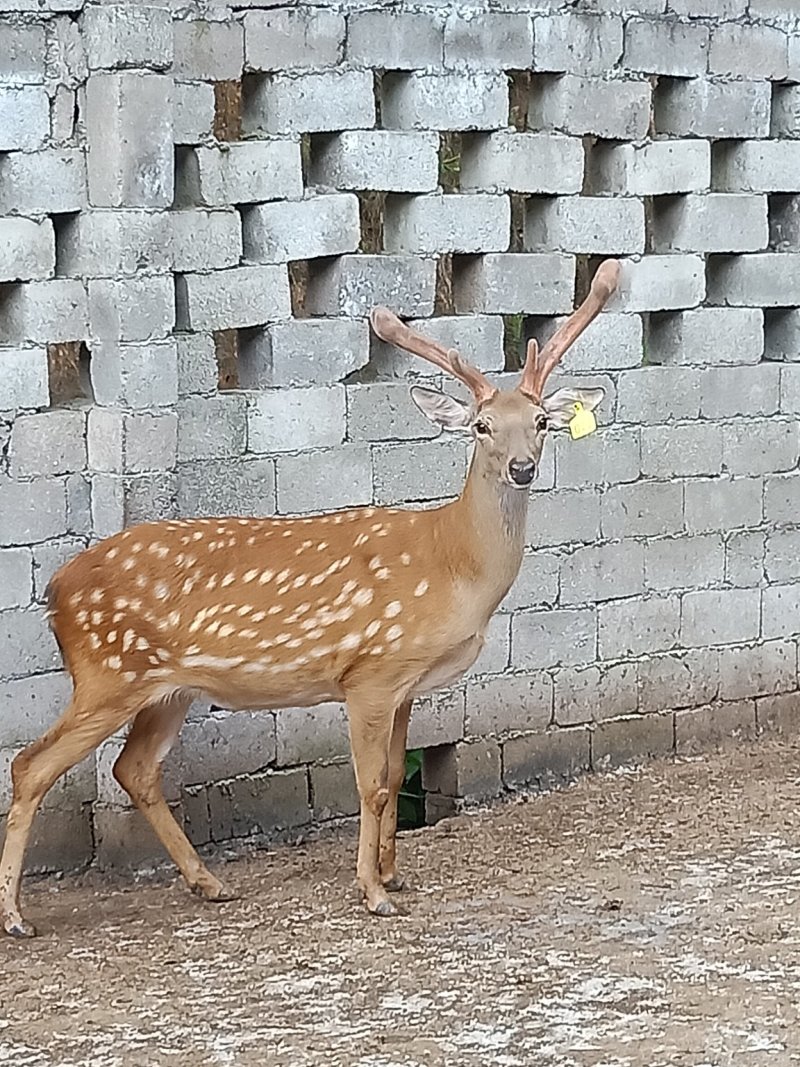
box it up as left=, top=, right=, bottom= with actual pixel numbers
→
left=1, top=0, right=799, bottom=869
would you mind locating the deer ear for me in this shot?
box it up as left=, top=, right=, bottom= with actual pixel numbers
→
left=542, top=387, right=605, bottom=430
left=410, top=386, right=472, bottom=431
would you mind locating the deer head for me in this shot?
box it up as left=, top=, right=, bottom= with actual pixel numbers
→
left=370, top=259, right=620, bottom=489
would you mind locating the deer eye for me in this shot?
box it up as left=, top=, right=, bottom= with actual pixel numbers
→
left=473, top=419, right=491, bottom=437
left=536, top=415, right=548, bottom=432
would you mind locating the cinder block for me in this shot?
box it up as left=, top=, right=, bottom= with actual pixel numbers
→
left=511, top=607, right=596, bottom=669
left=0, top=24, right=45, bottom=84
left=176, top=333, right=216, bottom=397
left=770, top=197, right=800, bottom=254
left=176, top=142, right=303, bottom=207
left=526, top=487, right=602, bottom=549
left=638, top=649, right=720, bottom=712
left=0, top=548, right=33, bottom=610
left=554, top=427, right=640, bottom=487
left=606, top=255, right=705, bottom=313
left=623, top=18, right=709, bottom=76
left=422, top=738, right=501, bottom=804
left=0, top=280, right=88, bottom=346
left=407, top=689, right=466, bottom=750
left=708, top=23, right=787, bottom=80
left=371, top=314, right=505, bottom=378
left=88, top=408, right=177, bottom=475
left=0, top=87, right=49, bottom=151
left=646, top=534, right=725, bottom=593
left=652, top=194, right=768, bottom=254
left=502, top=727, right=591, bottom=791
left=525, top=196, right=645, bottom=255
left=530, top=75, right=650, bottom=139
left=47, top=17, right=86, bottom=90
left=531, top=312, right=642, bottom=373
left=590, top=140, right=710, bottom=196
left=373, top=438, right=468, bottom=505
left=83, top=4, right=173, bottom=71
left=598, top=595, right=680, bottom=658
left=26, top=807, right=94, bottom=873
left=555, top=662, right=638, bottom=725
left=560, top=540, right=645, bottom=606
left=66, top=474, right=91, bottom=538
left=176, top=394, right=246, bottom=462
left=655, top=79, right=771, bottom=139
left=88, top=276, right=174, bottom=344
left=306, top=255, right=436, bottom=319
left=0, top=218, right=54, bottom=283
left=454, top=252, right=573, bottom=314
left=242, top=194, right=360, bottom=263
left=244, top=70, right=375, bottom=135
left=176, top=458, right=276, bottom=518
left=700, top=364, right=780, bottom=419
left=648, top=308, right=764, bottom=366
left=90, top=340, right=178, bottom=409
left=173, top=82, right=215, bottom=145
left=723, top=419, right=799, bottom=475
left=460, top=131, right=583, bottom=195
left=534, top=14, right=623, bottom=74
left=726, top=530, right=766, bottom=588
left=56, top=210, right=172, bottom=278
left=247, top=386, right=346, bottom=453
left=602, top=481, right=683, bottom=538
left=382, top=72, right=508, bottom=132
left=172, top=209, right=242, bottom=272
left=593, top=713, right=674, bottom=769
left=310, top=761, right=359, bottom=820
left=256, top=319, right=370, bottom=387
left=85, top=73, right=172, bottom=208
left=9, top=410, right=85, bottom=477
left=714, top=141, right=800, bottom=194
left=772, top=85, right=800, bottom=138
left=445, top=12, right=533, bottom=70
left=640, top=423, right=723, bottom=478
left=0, top=150, right=87, bottom=215
left=347, top=11, right=443, bottom=70
left=763, top=584, right=800, bottom=639
left=310, top=131, right=439, bottom=193
left=616, top=365, right=703, bottom=423
left=244, top=8, right=344, bottom=71
left=681, top=588, right=761, bottom=646
left=0, top=606, right=60, bottom=679
left=468, top=613, right=510, bottom=678
left=275, top=704, right=349, bottom=766
left=276, top=445, right=372, bottom=513
left=173, top=20, right=243, bottom=81
left=384, top=193, right=510, bottom=254
left=782, top=364, right=800, bottom=413
left=208, top=767, right=311, bottom=841
left=765, top=528, right=800, bottom=584
left=175, top=265, right=291, bottom=331
left=0, top=671, right=70, bottom=747
left=766, top=310, right=800, bottom=361
left=498, top=550, right=559, bottom=612
left=685, top=476, right=762, bottom=533
left=757, top=693, right=800, bottom=738
left=676, top=701, right=757, bottom=756
left=346, top=382, right=439, bottom=443
left=31, top=538, right=85, bottom=602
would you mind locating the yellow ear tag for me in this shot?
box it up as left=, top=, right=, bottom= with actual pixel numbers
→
left=568, top=402, right=597, bottom=441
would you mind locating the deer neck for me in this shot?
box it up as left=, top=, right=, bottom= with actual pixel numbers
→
left=439, top=446, right=528, bottom=615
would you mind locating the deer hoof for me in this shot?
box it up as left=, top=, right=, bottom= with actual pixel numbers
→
left=4, top=917, right=37, bottom=938
left=370, top=898, right=398, bottom=918
left=190, top=878, right=238, bottom=903
left=382, top=874, right=408, bottom=893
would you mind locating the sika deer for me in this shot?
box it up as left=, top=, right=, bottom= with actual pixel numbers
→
left=0, top=259, right=620, bottom=937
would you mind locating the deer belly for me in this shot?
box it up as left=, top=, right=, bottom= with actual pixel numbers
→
left=412, top=634, right=484, bottom=696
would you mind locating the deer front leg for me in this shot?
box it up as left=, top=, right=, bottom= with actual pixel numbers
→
left=380, top=698, right=412, bottom=892
left=346, top=692, right=395, bottom=916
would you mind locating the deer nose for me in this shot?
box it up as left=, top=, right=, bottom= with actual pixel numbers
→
left=508, top=458, right=536, bottom=487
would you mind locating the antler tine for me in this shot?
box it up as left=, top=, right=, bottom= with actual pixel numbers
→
left=519, top=258, right=621, bottom=401
left=370, top=307, right=496, bottom=405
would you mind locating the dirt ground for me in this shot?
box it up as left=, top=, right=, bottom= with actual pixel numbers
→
left=3, top=740, right=800, bottom=1067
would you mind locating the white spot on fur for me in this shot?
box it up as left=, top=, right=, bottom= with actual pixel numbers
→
left=243, top=569, right=259, bottom=583
left=386, top=624, right=403, bottom=641
left=401, top=553, right=411, bottom=565
left=154, top=582, right=169, bottom=600
left=414, top=580, right=429, bottom=597
left=385, top=601, right=402, bottom=618
left=365, top=620, right=381, bottom=638
left=106, top=655, right=122, bottom=671
left=352, top=588, right=374, bottom=607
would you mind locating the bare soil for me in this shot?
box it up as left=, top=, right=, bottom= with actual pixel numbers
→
left=3, top=739, right=800, bottom=1067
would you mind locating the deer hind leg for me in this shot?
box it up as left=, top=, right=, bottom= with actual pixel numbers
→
left=0, top=691, right=139, bottom=938
left=379, top=699, right=413, bottom=892
left=346, top=690, right=397, bottom=917
left=112, top=694, right=233, bottom=903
